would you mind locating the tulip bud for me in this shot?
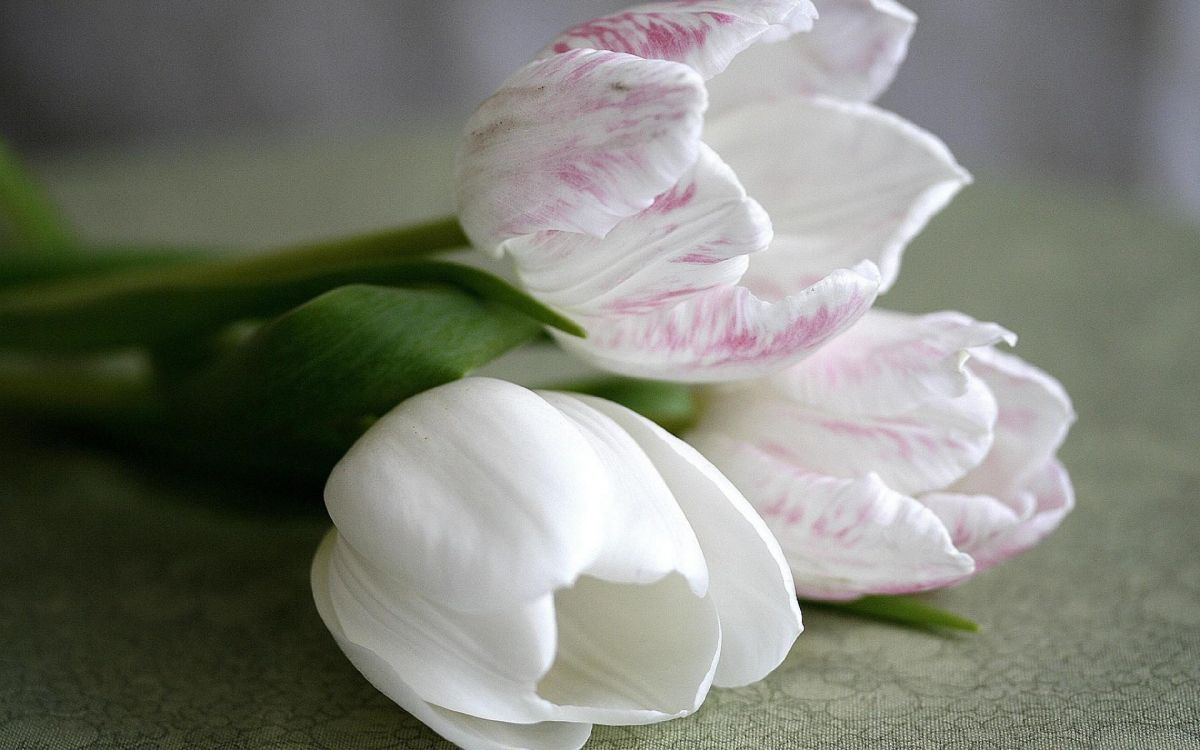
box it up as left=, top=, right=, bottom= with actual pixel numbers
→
left=312, top=377, right=801, bottom=750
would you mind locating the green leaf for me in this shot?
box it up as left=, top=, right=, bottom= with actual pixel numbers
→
left=802, top=595, right=980, bottom=633
left=553, top=376, right=697, bottom=434
left=167, top=284, right=544, bottom=480
left=0, top=258, right=581, bottom=352
left=0, top=139, right=74, bottom=252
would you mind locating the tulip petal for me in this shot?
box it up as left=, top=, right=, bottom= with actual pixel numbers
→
left=506, top=144, right=768, bottom=317
left=929, top=459, right=1074, bottom=572
left=697, top=373, right=998, bottom=496
left=541, top=1, right=816, bottom=80
left=689, top=437, right=974, bottom=600
left=456, top=49, right=706, bottom=253
left=536, top=573, right=721, bottom=725
left=577, top=395, right=803, bottom=688
left=324, top=378, right=610, bottom=614
left=312, top=534, right=593, bottom=750
left=323, top=532, right=565, bottom=723
left=919, top=491, right=1022, bottom=561
left=553, top=261, right=880, bottom=382
left=763, top=309, right=1015, bottom=417
left=954, top=347, right=1076, bottom=499
left=537, top=391, right=709, bottom=594
left=706, top=0, right=914, bottom=115
left=705, top=96, right=969, bottom=293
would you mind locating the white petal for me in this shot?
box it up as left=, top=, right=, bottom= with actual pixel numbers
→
left=540, top=1, right=816, bottom=79
left=323, top=532, right=564, bottom=723
left=953, top=347, right=1076, bottom=498
left=456, top=49, right=706, bottom=253
left=705, top=96, right=969, bottom=293
left=949, top=459, right=1074, bottom=572
left=688, top=437, right=974, bottom=600
left=536, top=391, right=709, bottom=595
left=506, top=144, right=768, bottom=317
left=576, top=395, right=802, bottom=688
left=763, top=309, right=1015, bottom=417
left=706, top=0, right=914, bottom=115
left=324, top=378, right=610, bottom=613
left=919, top=491, right=1022, bottom=560
left=536, top=573, right=720, bottom=725
left=311, top=534, right=593, bottom=750
left=696, top=373, right=998, bottom=496
left=553, top=262, right=880, bottom=382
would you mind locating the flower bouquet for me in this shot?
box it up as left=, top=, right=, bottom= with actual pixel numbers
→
left=0, top=2, right=1074, bottom=749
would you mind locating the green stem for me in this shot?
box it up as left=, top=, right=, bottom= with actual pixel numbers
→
left=0, top=355, right=160, bottom=427
left=211, top=215, right=468, bottom=278
left=801, top=595, right=979, bottom=633
left=0, top=243, right=213, bottom=288
left=0, top=217, right=478, bottom=351
left=0, top=139, right=75, bottom=251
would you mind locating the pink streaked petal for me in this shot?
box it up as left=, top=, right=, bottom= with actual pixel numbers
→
left=696, top=374, right=997, bottom=496
left=953, top=347, right=1076, bottom=499
left=705, top=96, right=969, bottom=294
left=764, top=309, right=1015, bottom=417
left=919, top=491, right=1021, bottom=561
left=456, top=49, right=706, bottom=254
left=541, top=1, right=816, bottom=80
left=505, top=144, right=769, bottom=317
left=553, top=262, right=880, bottom=382
left=932, top=459, right=1075, bottom=572
left=688, top=436, right=973, bottom=600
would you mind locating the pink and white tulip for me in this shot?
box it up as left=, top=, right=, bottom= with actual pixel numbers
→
left=456, top=0, right=968, bottom=382
left=686, top=310, right=1076, bottom=600
left=313, top=378, right=801, bottom=750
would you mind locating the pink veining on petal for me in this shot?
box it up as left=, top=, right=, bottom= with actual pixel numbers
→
left=557, top=10, right=721, bottom=62
left=456, top=49, right=707, bottom=249
left=648, top=180, right=699, bottom=214
left=565, top=273, right=875, bottom=381
left=540, top=2, right=807, bottom=79
left=818, top=419, right=916, bottom=461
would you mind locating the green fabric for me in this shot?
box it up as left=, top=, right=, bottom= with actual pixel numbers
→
left=2, top=137, right=1198, bottom=748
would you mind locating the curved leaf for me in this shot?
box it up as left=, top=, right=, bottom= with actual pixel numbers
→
left=169, top=284, right=544, bottom=478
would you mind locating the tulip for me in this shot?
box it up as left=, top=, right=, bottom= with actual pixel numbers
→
left=311, top=377, right=802, bottom=750
left=686, top=310, right=1076, bottom=600
left=455, top=0, right=968, bottom=382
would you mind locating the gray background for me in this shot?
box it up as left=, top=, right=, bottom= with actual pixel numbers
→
left=2, top=1, right=1198, bottom=221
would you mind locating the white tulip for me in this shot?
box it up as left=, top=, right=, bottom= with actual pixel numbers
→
left=455, top=0, right=966, bottom=382
left=311, top=377, right=801, bottom=750
left=687, top=309, right=1076, bottom=600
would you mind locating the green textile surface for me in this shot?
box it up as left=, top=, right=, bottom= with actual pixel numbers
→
left=2, top=135, right=1198, bottom=749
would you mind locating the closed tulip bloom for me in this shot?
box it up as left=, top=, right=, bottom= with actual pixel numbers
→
left=456, top=0, right=967, bottom=382
left=687, top=310, right=1076, bottom=600
left=311, top=378, right=802, bottom=750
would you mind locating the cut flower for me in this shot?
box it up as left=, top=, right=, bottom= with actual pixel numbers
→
left=455, top=0, right=968, bottom=381
left=686, top=309, right=1076, bottom=600
left=312, top=377, right=801, bottom=750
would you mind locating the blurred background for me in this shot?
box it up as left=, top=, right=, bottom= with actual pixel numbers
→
left=2, top=0, right=1197, bottom=223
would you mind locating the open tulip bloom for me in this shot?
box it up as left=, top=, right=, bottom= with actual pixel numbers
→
left=687, top=309, right=1076, bottom=600
left=456, top=0, right=968, bottom=381
left=0, top=1, right=1079, bottom=750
